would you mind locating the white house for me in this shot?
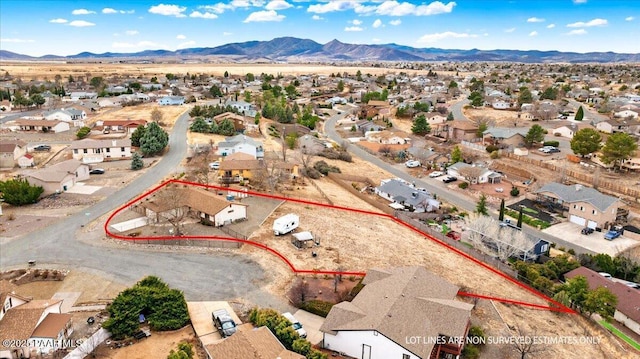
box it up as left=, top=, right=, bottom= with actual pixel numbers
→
left=492, top=100, right=511, bottom=110
left=365, top=130, right=409, bottom=145
left=225, top=100, right=258, bottom=118
left=70, top=138, right=132, bottom=163
left=14, top=119, right=70, bottom=133
left=69, top=91, right=97, bottom=100
left=18, top=154, right=34, bottom=168
left=25, top=159, right=90, bottom=195
left=551, top=123, right=595, bottom=139
left=447, top=162, right=502, bottom=184
left=614, top=110, right=638, bottom=119
left=217, top=134, right=264, bottom=159
left=43, top=108, right=86, bottom=127
left=320, top=266, right=473, bottom=359
left=158, top=96, right=184, bottom=105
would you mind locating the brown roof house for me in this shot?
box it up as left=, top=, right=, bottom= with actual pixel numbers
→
left=320, top=266, right=474, bottom=359
left=0, top=295, right=72, bottom=358
left=24, top=159, right=90, bottom=195
left=0, top=139, right=27, bottom=169
left=97, top=119, right=146, bottom=134
left=218, top=152, right=298, bottom=185
left=137, top=185, right=247, bottom=228
left=565, top=267, right=640, bottom=336
left=205, top=326, right=304, bottom=359
left=445, top=120, right=478, bottom=141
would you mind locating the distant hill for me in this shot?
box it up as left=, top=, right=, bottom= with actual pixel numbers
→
left=2, top=37, right=639, bottom=63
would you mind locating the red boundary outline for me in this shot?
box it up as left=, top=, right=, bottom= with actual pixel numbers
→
left=104, top=179, right=575, bottom=314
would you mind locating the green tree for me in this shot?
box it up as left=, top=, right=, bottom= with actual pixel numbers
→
left=284, top=84, right=297, bottom=99
left=90, top=76, right=104, bottom=89
left=583, top=287, right=617, bottom=319
left=209, top=85, right=223, bottom=98
left=411, top=114, right=431, bottom=135
left=475, top=194, right=489, bottom=216
left=451, top=145, right=463, bottom=164
left=356, top=70, right=363, bottom=81
left=0, top=179, right=44, bottom=205
left=244, top=91, right=252, bottom=102
left=223, top=70, right=229, bottom=78
left=540, top=87, right=558, bottom=100
left=131, top=152, right=144, bottom=170
left=552, top=290, right=572, bottom=308
left=166, top=73, right=176, bottom=81
left=217, top=119, right=236, bottom=136
left=563, top=275, right=589, bottom=311
left=285, top=133, right=298, bottom=149
left=570, top=128, right=602, bottom=157
left=575, top=106, right=584, bottom=121
left=167, top=342, right=193, bottom=359
left=76, top=126, right=91, bottom=139
left=447, top=112, right=454, bottom=121
left=131, top=125, right=146, bottom=147
left=600, top=132, right=638, bottom=169
left=468, top=91, right=483, bottom=107
left=518, top=87, right=533, bottom=106
left=476, top=121, right=488, bottom=138
left=524, top=124, right=545, bottom=148
left=448, top=80, right=458, bottom=89
left=517, top=206, right=523, bottom=228
left=246, top=73, right=255, bottom=82
left=140, top=122, right=169, bottom=156
left=499, top=199, right=505, bottom=221
left=189, top=118, right=210, bottom=133
left=30, top=93, right=45, bottom=107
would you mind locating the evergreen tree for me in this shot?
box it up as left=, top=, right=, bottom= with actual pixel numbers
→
left=131, top=152, right=144, bottom=170
left=570, top=128, right=602, bottom=157
left=217, top=119, right=236, bottom=136
left=140, top=122, right=169, bottom=156
left=600, top=132, right=638, bottom=168
left=499, top=199, right=505, bottom=221
left=451, top=146, right=463, bottom=164
left=189, top=118, right=210, bottom=133
left=0, top=179, right=44, bottom=205
left=447, top=112, right=454, bottom=121
left=524, top=124, right=545, bottom=147
left=575, top=106, right=584, bottom=121
left=131, top=125, right=146, bottom=147
left=475, top=194, right=489, bottom=216
left=517, top=206, right=523, bottom=228
left=411, top=114, right=431, bottom=135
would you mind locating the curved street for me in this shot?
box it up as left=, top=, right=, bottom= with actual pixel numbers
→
left=1, top=111, right=290, bottom=309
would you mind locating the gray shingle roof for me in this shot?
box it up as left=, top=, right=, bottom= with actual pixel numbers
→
left=483, top=127, right=529, bottom=139
left=535, top=182, right=619, bottom=212
left=218, top=134, right=263, bottom=149
left=377, top=179, right=431, bottom=207
left=320, top=266, right=473, bottom=358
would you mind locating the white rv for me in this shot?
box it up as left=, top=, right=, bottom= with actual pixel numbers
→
left=273, top=214, right=299, bottom=235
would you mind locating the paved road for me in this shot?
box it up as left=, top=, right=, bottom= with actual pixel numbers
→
left=566, top=99, right=609, bottom=124
left=1, top=111, right=292, bottom=310
left=450, top=97, right=470, bottom=122
left=326, top=113, right=594, bottom=255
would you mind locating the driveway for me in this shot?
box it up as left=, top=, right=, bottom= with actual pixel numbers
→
left=542, top=222, right=640, bottom=256
left=187, top=301, right=241, bottom=346
left=293, top=309, right=325, bottom=346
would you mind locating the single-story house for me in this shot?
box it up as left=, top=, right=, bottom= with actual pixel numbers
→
left=614, top=110, right=638, bottom=119
left=517, top=112, right=537, bottom=121
left=70, top=138, right=132, bottom=163
left=355, top=120, right=385, bottom=133
left=217, top=134, right=264, bottom=159
left=18, top=154, right=34, bottom=168
left=492, top=100, right=511, bottom=110
left=320, top=266, right=474, bottom=359
left=139, top=186, right=247, bottom=227
left=366, top=130, right=409, bottom=145
left=535, top=182, right=620, bottom=229
left=375, top=179, right=440, bottom=212
left=447, top=162, right=502, bottom=184
left=0, top=139, right=27, bottom=168
left=551, top=123, right=595, bottom=139
left=482, top=128, right=529, bottom=147
left=596, top=118, right=640, bottom=134
left=158, top=96, right=184, bottom=106
left=69, top=91, right=97, bottom=100
left=25, top=159, right=90, bottom=195
left=97, top=119, right=146, bottom=134
left=565, top=267, right=640, bottom=336
left=14, top=119, right=70, bottom=133
left=43, top=108, right=86, bottom=127
left=225, top=100, right=258, bottom=118
left=205, top=326, right=304, bottom=359
left=0, top=294, right=73, bottom=358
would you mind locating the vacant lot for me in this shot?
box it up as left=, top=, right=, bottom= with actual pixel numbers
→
left=93, top=326, right=201, bottom=359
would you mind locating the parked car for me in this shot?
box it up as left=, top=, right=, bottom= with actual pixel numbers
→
left=604, top=229, right=622, bottom=240
left=33, top=144, right=51, bottom=151
left=442, top=176, right=457, bottom=183
left=445, top=231, right=461, bottom=241
left=429, top=171, right=444, bottom=178
left=581, top=227, right=594, bottom=235
left=282, top=312, right=307, bottom=338
left=209, top=161, right=220, bottom=170
left=405, top=160, right=421, bottom=168
left=212, top=309, right=237, bottom=338
left=89, top=168, right=105, bottom=175
left=539, top=146, right=560, bottom=153
left=598, top=272, right=612, bottom=279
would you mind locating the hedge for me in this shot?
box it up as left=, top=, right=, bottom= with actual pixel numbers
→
left=300, top=300, right=334, bottom=318
left=543, top=141, right=559, bottom=147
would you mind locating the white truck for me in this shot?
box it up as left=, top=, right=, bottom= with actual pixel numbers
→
left=273, top=214, right=299, bottom=236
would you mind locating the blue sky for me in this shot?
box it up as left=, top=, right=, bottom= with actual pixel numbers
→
left=1, top=0, right=638, bottom=57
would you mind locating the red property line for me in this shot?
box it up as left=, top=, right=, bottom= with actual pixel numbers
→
left=104, top=179, right=574, bottom=313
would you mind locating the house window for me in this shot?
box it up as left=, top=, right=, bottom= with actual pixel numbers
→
left=573, top=205, right=577, bottom=209
left=592, top=210, right=596, bottom=215
left=581, top=206, right=584, bottom=211
left=73, top=149, right=78, bottom=154
left=402, top=355, right=410, bottom=359
left=121, top=147, right=125, bottom=151
left=83, top=149, right=88, bottom=154
left=106, top=148, right=110, bottom=153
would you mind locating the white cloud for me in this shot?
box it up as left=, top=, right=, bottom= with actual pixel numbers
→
left=69, top=20, right=96, bottom=27
left=372, top=19, right=382, bottom=28
left=203, top=0, right=265, bottom=13
left=112, top=40, right=162, bottom=49
left=344, top=26, right=364, bottom=32
left=416, top=31, right=478, bottom=44
left=312, top=15, right=323, bottom=20
left=376, top=1, right=456, bottom=16
left=547, top=23, right=555, bottom=29
left=529, top=31, right=538, bottom=36
left=125, top=30, right=139, bottom=35
left=527, top=17, right=545, bottom=23
left=176, top=34, right=186, bottom=39
left=372, top=38, right=382, bottom=42
left=351, top=19, right=362, bottom=25
left=49, top=18, right=68, bottom=24
left=243, top=10, right=285, bottom=22
left=566, top=29, right=587, bottom=35
left=190, top=11, right=218, bottom=19
left=72, top=9, right=96, bottom=15
left=307, top=1, right=359, bottom=14
left=626, top=16, right=635, bottom=21
left=102, top=8, right=135, bottom=14
left=148, top=4, right=187, bottom=17
left=0, top=38, right=35, bottom=43
left=389, top=19, right=401, bottom=25
left=177, top=40, right=196, bottom=48
left=223, top=31, right=233, bottom=36
left=566, top=18, right=607, bottom=27
left=505, top=27, right=516, bottom=33
left=265, top=0, right=293, bottom=10
left=573, top=0, right=587, bottom=3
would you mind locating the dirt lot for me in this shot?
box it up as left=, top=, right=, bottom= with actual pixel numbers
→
left=464, top=107, right=520, bottom=126
left=93, top=326, right=201, bottom=359
left=88, top=102, right=188, bottom=129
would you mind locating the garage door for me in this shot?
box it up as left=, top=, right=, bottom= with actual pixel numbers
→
left=587, top=220, right=597, bottom=229
left=570, top=215, right=586, bottom=226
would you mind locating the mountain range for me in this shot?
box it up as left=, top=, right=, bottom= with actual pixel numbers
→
left=2, top=37, right=639, bottom=63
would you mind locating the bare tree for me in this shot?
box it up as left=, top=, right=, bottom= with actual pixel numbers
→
left=252, top=155, right=289, bottom=192
left=534, top=102, right=558, bottom=121
left=151, top=108, right=163, bottom=124
left=288, top=278, right=310, bottom=306
left=299, top=146, right=315, bottom=178
left=505, top=325, right=547, bottom=359
left=156, top=184, right=189, bottom=235
left=464, top=215, right=537, bottom=261
left=458, top=166, right=485, bottom=184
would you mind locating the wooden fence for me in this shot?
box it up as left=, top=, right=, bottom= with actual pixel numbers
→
left=326, top=173, right=395, bottom=215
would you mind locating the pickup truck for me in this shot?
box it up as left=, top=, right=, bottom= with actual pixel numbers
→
left=604, top=230, right=622, bottom=240
left=212, top=309, right=237, bottom=338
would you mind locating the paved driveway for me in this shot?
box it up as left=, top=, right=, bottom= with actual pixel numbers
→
left=187, top=301, right=242, bottom=345
left=293, top=309, right=325, bottom=345
left=542, top=222, right=640, bottom=256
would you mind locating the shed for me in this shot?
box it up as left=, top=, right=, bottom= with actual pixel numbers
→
left=292, top=231, right=315, bottom=249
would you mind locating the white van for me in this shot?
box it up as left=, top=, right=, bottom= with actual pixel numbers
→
left=283, top=312, right=307, bottom=338
left=273, top=214, right=299, bottom=236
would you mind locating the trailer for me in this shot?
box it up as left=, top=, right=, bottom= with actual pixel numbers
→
left=273, top=213, right=299, bottom=236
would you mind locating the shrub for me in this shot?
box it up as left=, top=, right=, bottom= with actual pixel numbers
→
left=510, top=186, right=520, bottom=197
left=490, top=150, right=499, bottom=159
left=76, top=126, right=91, bottom=139
left=300, top=300, right=334, bottom=317
left=458, top=182, right=469, bottom=189
left=485, top=144, right=499, bottom=153
left=543, top=141, right=560, bottom=147
left=313, top=161, right=341, bottom=176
